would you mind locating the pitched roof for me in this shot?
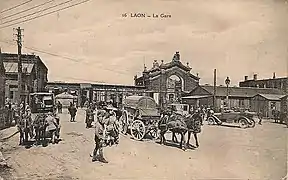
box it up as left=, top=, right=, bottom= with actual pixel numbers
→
left=254, top=94, right=286, bottom=101
left=4, top=62, right=34, bottom=74
left=196, top=85, right=284, bottom=98
left=1, top=53, right=48, bottom=71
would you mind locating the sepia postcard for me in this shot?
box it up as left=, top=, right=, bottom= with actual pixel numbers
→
left=0, top=0, right=287, bottom=180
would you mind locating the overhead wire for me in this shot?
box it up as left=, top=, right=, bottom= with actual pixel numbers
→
left=1, top=0, right=55, bottom=21
left=0, top=0, right=90, bottom=29
left=0, top=0, right=75, bottom=25
left=0, top=0, right=33, bottom=14
left=0, top=39, right=133, bottom=76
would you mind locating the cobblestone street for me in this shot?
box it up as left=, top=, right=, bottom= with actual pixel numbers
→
left=0, top=109, right=287, bottom=180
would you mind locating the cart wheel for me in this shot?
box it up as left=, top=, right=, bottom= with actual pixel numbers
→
left=239, top=118, right=248, bottom=129
left=149, top=127, right=159, bottom=140
left=207, top=117, right=215, bottom=125
left=120, top=112, right=128, bottom=135
left=248, top=119, right=256, bottom=128
left=130, top=120, right=145, bottom=141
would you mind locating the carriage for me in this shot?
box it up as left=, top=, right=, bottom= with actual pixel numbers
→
left=120, top=96, right=161, bottom=141
left=207, top=109, right=256, bottom=129
left=29, top=92, right=60, bottom=143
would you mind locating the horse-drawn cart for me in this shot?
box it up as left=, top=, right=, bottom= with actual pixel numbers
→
left=29, top=92, right=60, bottom=144
left=120, top=96, right=161, bottom=141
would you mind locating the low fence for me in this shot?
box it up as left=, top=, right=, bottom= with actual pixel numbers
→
left=0, top=108, right=14, bottom=130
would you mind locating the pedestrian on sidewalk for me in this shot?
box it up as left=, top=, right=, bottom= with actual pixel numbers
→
left=68, top=103, right=77, bottom=122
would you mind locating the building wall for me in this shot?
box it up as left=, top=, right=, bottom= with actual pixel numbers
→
left=280, top=96, right=288, bottom=113
left=239, top=77, right=288, bottom=93
left=46, top=82, right=146, bottom=107
left=251, top=95, right=281, bottom=118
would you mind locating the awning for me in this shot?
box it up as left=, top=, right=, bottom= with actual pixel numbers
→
left=182, top=95, right=211, bottom=99
left=4, top=62, right=34, bottom=74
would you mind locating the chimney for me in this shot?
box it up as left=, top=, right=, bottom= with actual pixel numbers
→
left=273, top=72, right=276, bottom=79
left=152, top=60, right=159, bottom=68
left=244, top=76, right=248, bottom=81
left=253, top=74, right=257, bottom=81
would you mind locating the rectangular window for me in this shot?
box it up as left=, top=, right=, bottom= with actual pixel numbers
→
left=183, top=105, right=188, bottom=111
left=9, top=91, right=14, bottom=99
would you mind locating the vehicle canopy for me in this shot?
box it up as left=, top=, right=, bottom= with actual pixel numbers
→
left=29, top=92, right=56, bottom=114
left=122, top=96, right=160, bottom=117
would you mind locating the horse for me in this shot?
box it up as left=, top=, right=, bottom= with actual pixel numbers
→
left=182, top=113, right=202, bottom=148
left=158, top=113, right=188, bottom=150
left=158, top=110, right=202, bottom=149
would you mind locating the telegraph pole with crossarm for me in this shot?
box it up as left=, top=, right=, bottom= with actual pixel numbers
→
left=13, top=27, right=24, bottom=110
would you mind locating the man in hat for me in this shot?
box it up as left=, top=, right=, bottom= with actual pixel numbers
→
left=24, top=106, right=34, bottom=139
left=91, top=110, right=109, bottom=163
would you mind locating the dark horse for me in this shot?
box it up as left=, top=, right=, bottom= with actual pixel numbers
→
left=34, top=113, right=47, bottom=145
left=182, top=113, right=202, bottom=148
left=158, top=111, right=202, bottom=150
left=158, top=112, right=188, bottom=150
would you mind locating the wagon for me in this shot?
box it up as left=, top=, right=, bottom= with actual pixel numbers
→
left=207, top=109, right=256, bottom=129
left=120, top=96, right=161, bottom=141
left=29, top=92, right=60, bottom=143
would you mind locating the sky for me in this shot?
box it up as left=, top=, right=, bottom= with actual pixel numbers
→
left=0, top=0, right=287, bottom=86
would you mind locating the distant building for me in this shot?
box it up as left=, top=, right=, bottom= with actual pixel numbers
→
left=46, top=82, right=146, bottom=107
left=134, top=52, right=200, bottom=106
left=239, top=73, right=288, bottom=93
left=251, top=94, right=286, bottom=118
left=1, top=52, right=48, bottom=103
left=183, top=85, right=285, bottom=117
left=0, top=49, right=5, bottom=108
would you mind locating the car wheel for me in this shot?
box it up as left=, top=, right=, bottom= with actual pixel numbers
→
left=248, top=119, right=256, bottom=128
left=207, top=117, right=215, bottom=125
left=239, top=118, right=248, bottom=129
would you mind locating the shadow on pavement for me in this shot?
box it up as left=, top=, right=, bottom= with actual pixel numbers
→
left=218, top=124, right=241, bottom=129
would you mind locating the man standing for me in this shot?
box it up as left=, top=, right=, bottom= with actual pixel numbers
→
left=57, top=101, right=62, bottom=114
left=91, top=111, right=109, bottom=163
left=68, top=103, right=77, bottom=122
left=86, top=105, right=94, bottom=128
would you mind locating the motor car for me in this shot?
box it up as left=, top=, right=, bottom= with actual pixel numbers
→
left=207, top=109, right=256, bottom=128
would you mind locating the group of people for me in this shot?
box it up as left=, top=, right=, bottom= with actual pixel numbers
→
left=16, top=103, right=61, bottom=145
left=82, top=104, right=120, bottom=163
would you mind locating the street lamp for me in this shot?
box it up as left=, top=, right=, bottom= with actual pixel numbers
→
left=225, top=77, right=231, bottom=109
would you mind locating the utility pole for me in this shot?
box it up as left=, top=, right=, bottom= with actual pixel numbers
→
left=213, top=69, right=216, bottom=111
left=14, top=27, right=24, bottom=109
